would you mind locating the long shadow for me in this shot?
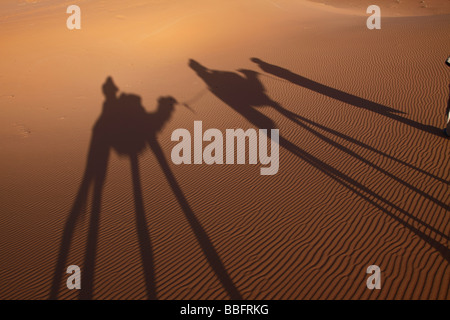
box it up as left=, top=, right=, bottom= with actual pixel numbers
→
left=284, top=110, right=448, bottom=184
left=147, top=98, right=242, bottom=300
left=188, top=59, right=450, bottom=262
left=250, top=58, right=448, bottom=184
left=50, top=78, right=157, bottom=300
left=50, top=78, right=241, bottom=299
left=147, top=139, right=242, bottom=299
left=272, top=105, right=449, bottom=211
left=251, top=58, right=443, bottom=136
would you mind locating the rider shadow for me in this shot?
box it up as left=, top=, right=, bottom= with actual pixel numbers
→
left=49, top=77, right=242, bottom=300
left=188, top=59, right=450, bottom=262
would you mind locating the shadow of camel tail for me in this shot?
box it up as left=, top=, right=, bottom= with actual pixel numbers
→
left=148, top=139, right=243, bottom=300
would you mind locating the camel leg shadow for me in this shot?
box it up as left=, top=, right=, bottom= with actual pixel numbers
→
left=148, top=139, right=242, bottom=300
left=50, top=133, right=110, bottom=300
left=130, top=153, right=157, bottom=300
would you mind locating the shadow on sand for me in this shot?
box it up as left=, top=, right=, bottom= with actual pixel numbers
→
left=188, top=58, right=449, bottom=262
left=250, top=58, right=443, bottom=136
left=49, top=77, right=242, bottom=300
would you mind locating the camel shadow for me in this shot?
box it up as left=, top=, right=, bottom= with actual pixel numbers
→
left=250, top=57, right=443, bottom=137
left=188, top=59, right=449, bottom=262
left=49, top=77, right=242, bottom=300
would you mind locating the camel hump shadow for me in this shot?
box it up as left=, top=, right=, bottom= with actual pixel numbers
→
left=188, top=59, right=277, bottom=130
left=95, top=82, right=176, bottom=156
left=50, top=77, right=242, bottom=300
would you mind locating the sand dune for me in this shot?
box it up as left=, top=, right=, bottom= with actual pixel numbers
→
left=0, top=0, right=449, bottom=300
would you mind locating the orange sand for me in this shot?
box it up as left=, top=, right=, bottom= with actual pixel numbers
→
left=0, top=0, right=449, bottom=299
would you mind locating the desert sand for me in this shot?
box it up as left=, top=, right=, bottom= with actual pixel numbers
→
left=0, top=0, right=449, bottom=300
left=310, top=0, right=450, bottom=16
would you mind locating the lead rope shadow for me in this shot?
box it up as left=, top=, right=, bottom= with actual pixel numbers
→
left=50, top=77, right=241, bottom=300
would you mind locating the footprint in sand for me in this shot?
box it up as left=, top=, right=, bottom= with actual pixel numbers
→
left=12, top=123, right=32, bottom=138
